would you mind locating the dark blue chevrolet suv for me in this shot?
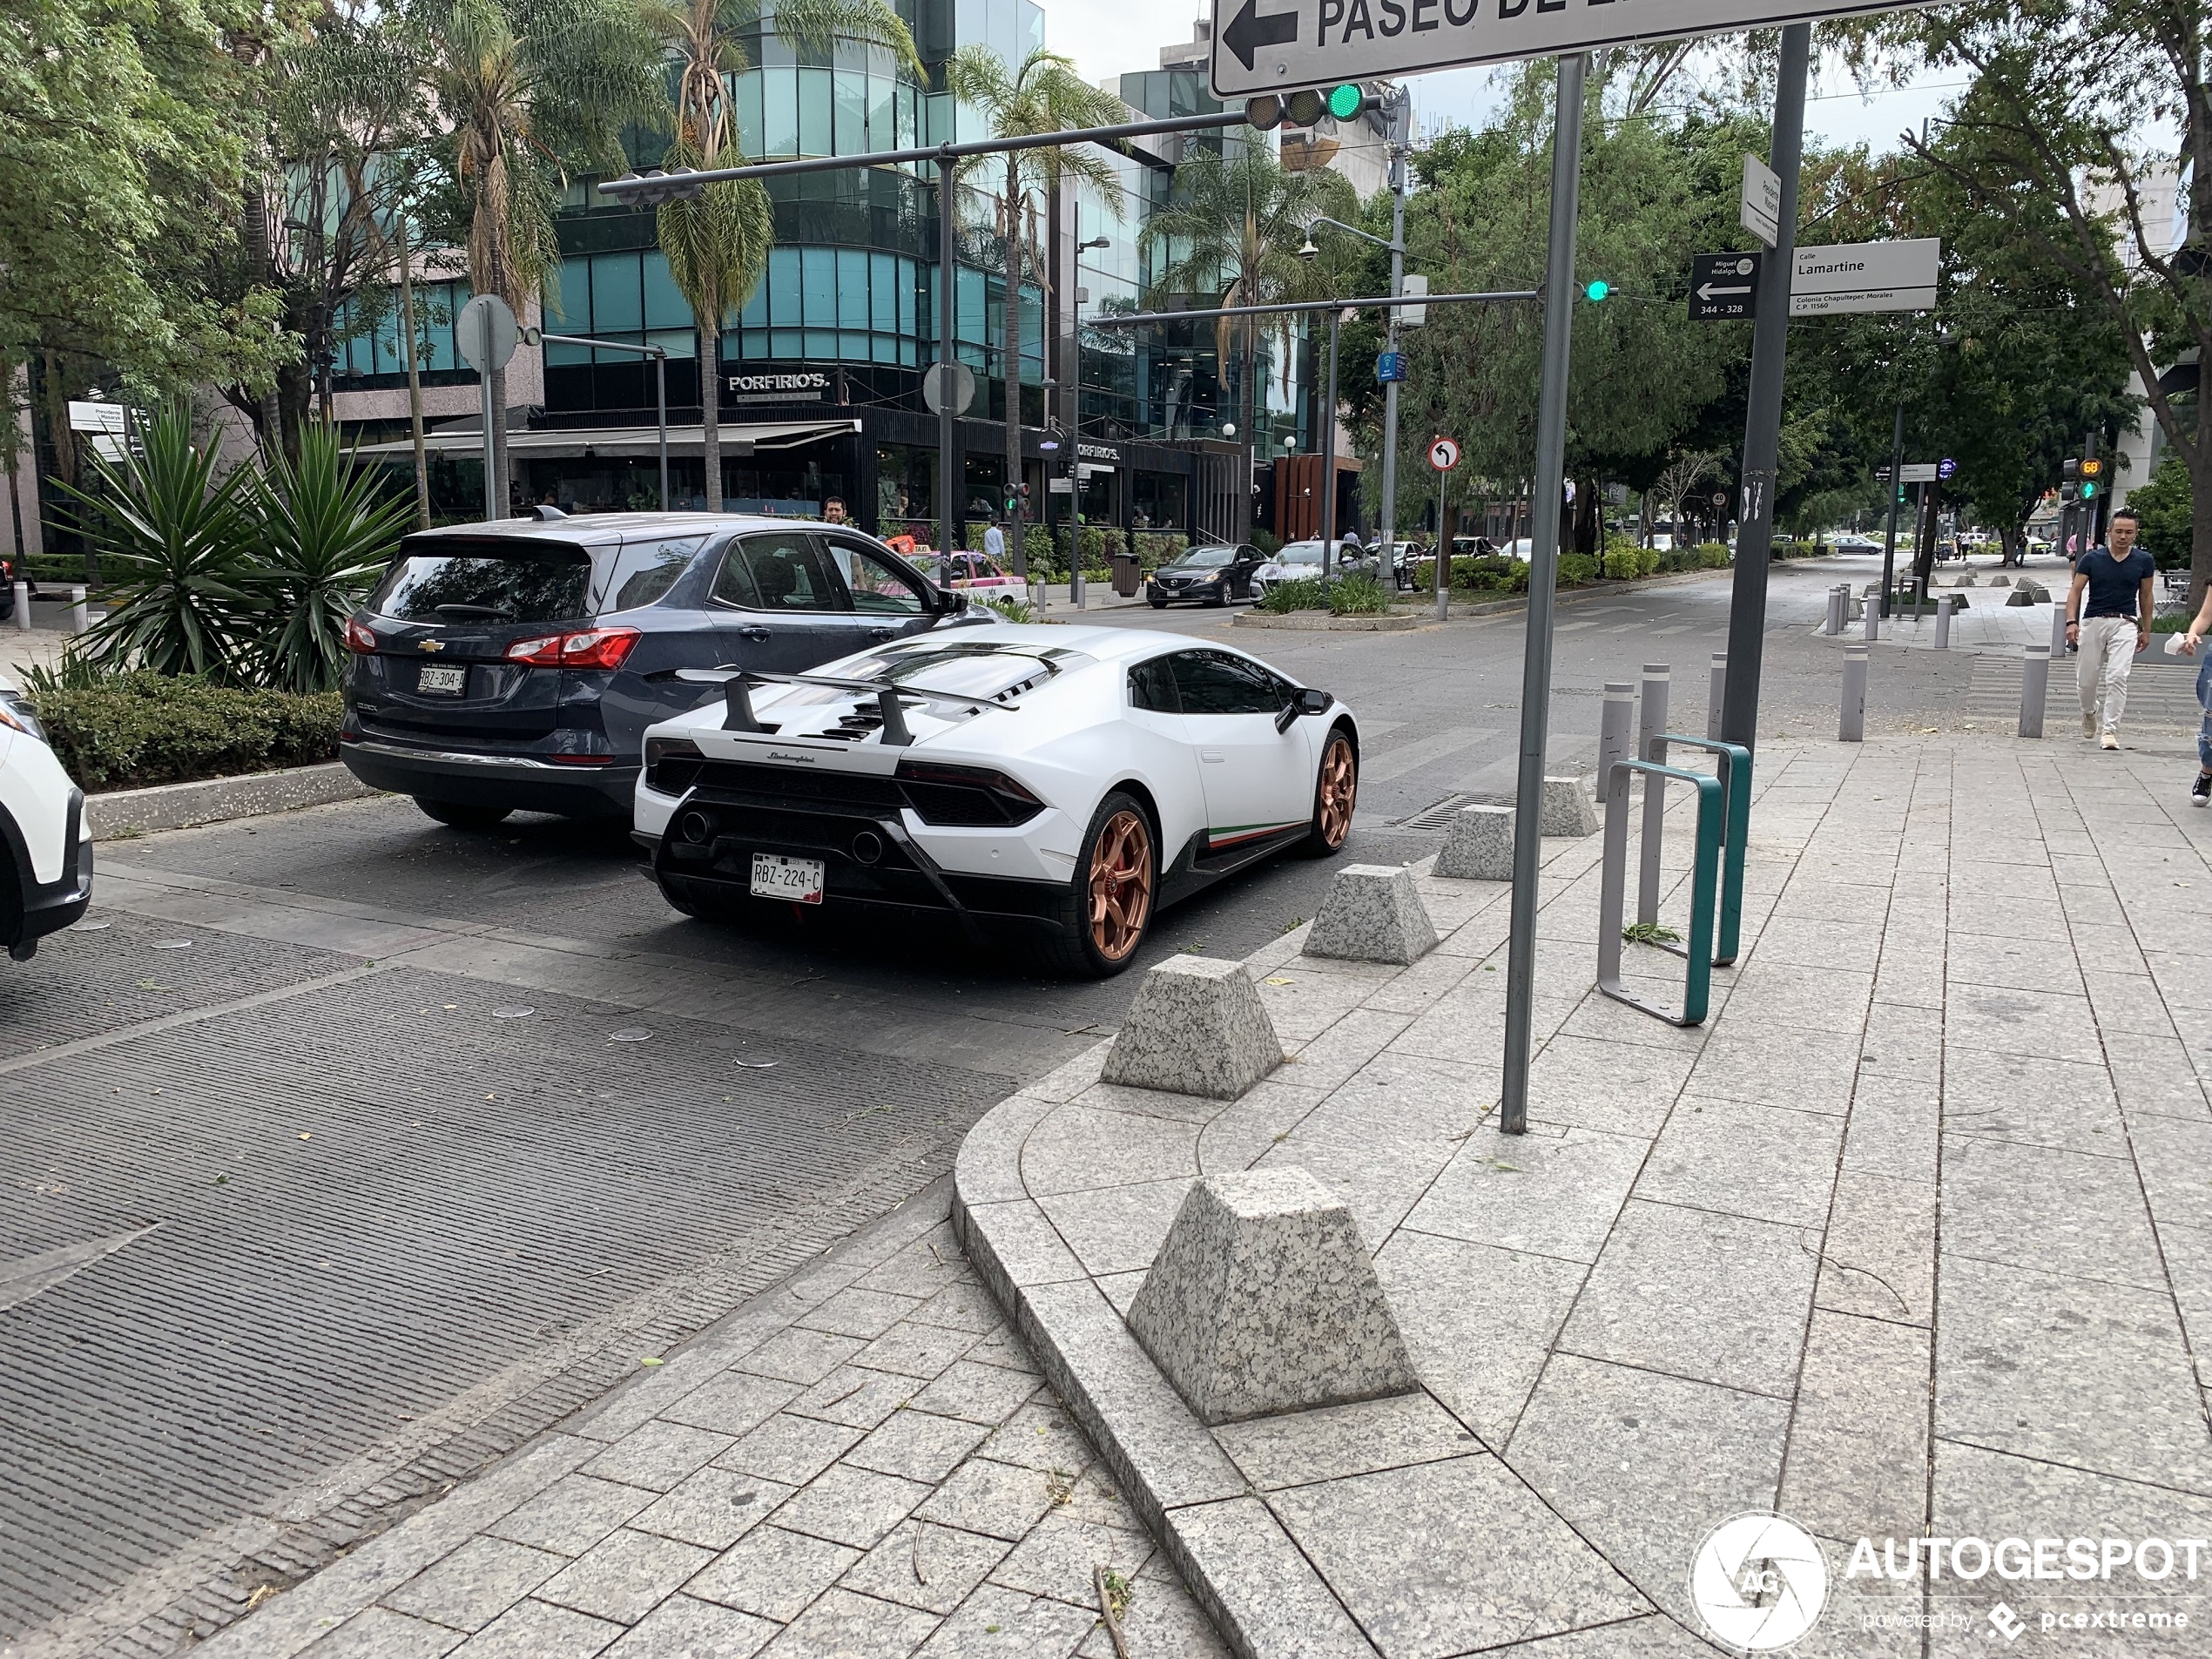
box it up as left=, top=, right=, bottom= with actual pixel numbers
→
left=341, top=512, right=970, bottom=828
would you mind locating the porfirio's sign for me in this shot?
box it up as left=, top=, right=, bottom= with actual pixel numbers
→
left=727, top=370, right=834, bottom=401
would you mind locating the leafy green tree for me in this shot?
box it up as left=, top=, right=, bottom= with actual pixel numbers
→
left=651, top=0, right=917, bottom=511
left=1898, top=0, right=2212, bottom=603
left=252, top=423, right=414, bottom=691
left=409, top=0, right=667, bottom=508
left=2126, top=453, right=2194, bottom=569
left=943, top=44, right=1124, bottom=580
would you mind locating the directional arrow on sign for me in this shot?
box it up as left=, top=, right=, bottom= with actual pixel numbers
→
left=1222, top=0, right=1298, bottom=71
left=1689, top=250, right=1763, bottom=321
left=1696, top=281, right=1753, bottom=301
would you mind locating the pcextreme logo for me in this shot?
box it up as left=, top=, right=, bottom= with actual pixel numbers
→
left=1690, top=1513, right=1829, bottom=1650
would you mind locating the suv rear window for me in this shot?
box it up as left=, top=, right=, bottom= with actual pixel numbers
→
left=370, top=537, right=593, bottom=624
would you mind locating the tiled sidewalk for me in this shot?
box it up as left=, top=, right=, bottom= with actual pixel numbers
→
left=192, top=1184, right=1226, bottom=1659
left=956, top=730, right=2212, bottom=1657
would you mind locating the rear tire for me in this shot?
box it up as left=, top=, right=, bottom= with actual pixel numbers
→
left=1297, top=727, right=1358, bottom=857
left=415, top=798, right=512, bottom=831
left=1035, top=790, right=1157, bottom=977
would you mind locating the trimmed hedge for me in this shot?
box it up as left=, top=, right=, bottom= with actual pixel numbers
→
left=32, top=672, right=343, bottom=792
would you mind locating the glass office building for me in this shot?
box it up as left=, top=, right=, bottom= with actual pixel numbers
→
left=333, top=0, right=1306, bottom=543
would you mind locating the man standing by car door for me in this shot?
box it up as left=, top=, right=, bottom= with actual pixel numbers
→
left=2065, top=507, right=2155, bottom=750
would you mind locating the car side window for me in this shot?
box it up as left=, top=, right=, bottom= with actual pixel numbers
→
left=822, top=539, right=928, bottom=615
left=1128, top=657, right=1180, bottom=712
left=724, top=531, right=846, bottom=613
left=1170, top=650, right=1286, bottom=716
left=599, top=535, right=705, bottom=612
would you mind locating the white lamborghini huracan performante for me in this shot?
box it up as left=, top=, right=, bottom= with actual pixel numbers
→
left=633, top=624, right=1359, bottom=975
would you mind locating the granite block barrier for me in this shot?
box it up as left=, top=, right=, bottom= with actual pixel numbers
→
left=1126, top=1167, right=1420, bottom=1426
left=1100, top=954, right=1284, bottom=1100
left=1541, top=775, right=1599, bottom=838
left=1434, top=803, right=1514, bottom=880
left=1303, top=864, right=1438, bottom=965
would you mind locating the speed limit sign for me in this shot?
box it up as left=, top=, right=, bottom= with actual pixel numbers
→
left=1428, top=435, right=1460, bottom=472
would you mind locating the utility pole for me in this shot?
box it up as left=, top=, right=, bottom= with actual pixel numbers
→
left=1375, top=86, right=1411, bottom=563
left=1719, top=22, right=1811, bottom=752
left=1499, top=52, right=1588, bottom=1136
left=939, top=145, right=959, bottom=559
left=1318, top=308, right=1341, bottom=555
left=1878, top=400, right=1904, bottom=618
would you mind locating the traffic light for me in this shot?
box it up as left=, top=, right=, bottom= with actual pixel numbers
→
left=2080, top=456, right=2102, bottom=500
left=609, top=165, right=705, bottom=206
left=1582, top=279, right=1611, bottom=303
left=1245, top=84, right=1372, bottom=131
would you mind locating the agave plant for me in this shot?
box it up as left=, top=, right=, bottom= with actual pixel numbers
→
left=252, top=423, right=413, bottom=692
left=57, top=403, right=262, bottom=679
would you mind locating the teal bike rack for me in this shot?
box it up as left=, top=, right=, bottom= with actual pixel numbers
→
left=1598, top=759, right=1723, bottom=1027
left=1635, top=733, right=1750, bottom=968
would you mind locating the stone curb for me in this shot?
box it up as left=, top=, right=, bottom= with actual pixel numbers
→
left=87, top=761, right=380, bottom=841
left=1232, top=610, right=1419, bottom=632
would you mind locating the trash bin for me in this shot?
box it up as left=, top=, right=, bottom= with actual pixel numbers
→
left=1110, top=550, right=1140, bottom=598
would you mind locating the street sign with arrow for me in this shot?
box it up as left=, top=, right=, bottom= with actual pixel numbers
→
left=1428, top=436, right=1460, bottom=472
left=1210, top=0, right=1939, bottom=99
left=1689, top=252, right=1761, bottom=321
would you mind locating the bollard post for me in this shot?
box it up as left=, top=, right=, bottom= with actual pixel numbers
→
left=1864, top=586, right=1879, bottom=642
left=2049, top=599, right=2068, bottom=656
left=1933, top=592, right=1954, bottom=650
left=1822, top=586, right=1839, bottom=636
left=67, top=584, right=88, bottom=634
left=1839, top=642, right=1867, bottom=741
left=1637, top=664, right=1669, bottom=927
left=2020, top=644, right=2049, bottom=738
left=1597, top=683, right=1635, bottom=814
left=1706, top=652, right=1726, bottom=740
left=10, top=580, right=28, bottom=632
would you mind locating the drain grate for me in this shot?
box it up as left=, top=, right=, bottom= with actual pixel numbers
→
left=1392, top=791, right=1509, bottom=830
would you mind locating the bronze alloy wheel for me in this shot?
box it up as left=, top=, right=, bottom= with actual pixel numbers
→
left=1088, top=809, right=1154, bottom=961
left=1317, top=734, right=1357, bottom=848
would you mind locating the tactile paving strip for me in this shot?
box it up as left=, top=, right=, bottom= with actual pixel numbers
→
left=0, top=965, right=1005, bottom=1643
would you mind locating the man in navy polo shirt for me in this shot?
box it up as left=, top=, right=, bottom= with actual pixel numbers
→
left=2064, top=507, right=2156, bottom=750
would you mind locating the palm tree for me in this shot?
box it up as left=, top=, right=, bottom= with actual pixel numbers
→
left=649, top=0, right=919, bottom=511
left=942, top=45, right=1124, bottom=583
left=1141, top=142, right=1353, bottom=535
left=410, top=0, right=665, bottom=512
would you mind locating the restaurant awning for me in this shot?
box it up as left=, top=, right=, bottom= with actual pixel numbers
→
left=354, top=418, right=861, bottom=459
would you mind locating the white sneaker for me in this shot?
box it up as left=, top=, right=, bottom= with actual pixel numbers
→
left=2081, top=712, right=2098, bottom=738
left=2101, top=732, right=2120, bottom=751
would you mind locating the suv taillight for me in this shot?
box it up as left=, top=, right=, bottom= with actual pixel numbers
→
left=505, top=626, right=641, bottom=671
left=345, top=618, right=378, bottom=653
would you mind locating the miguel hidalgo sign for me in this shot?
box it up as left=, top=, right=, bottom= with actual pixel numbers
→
left=1211, top=0, right=1932, bottom=98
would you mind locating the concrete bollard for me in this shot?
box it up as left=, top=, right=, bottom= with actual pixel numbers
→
left=1933, top=592, right=1956, bottom=649
left=2050, top=600, right=2070, bottom=655
left=1127, top=1167, right=1419, bottom=1425
left=1637, top=664, right=1670, bottom=930
left=2020, top=644, right=2049, bottom=738
left=1864, top=587, right=1880, bottom=642
left=1541, top=775, right=1599, bottom=837
left=66, top=585, right=88, bottom=634
left=1101, top=956, right=1284, bottom=1099
left=1304, top=865, right=1437, bottom=965
left=1595, top=682, right=1635, bottom=806
left=1434, top=804, right=1514, bottom=880
left=1706, top=652, right=1726, bottom=739
left=10, top=581, right=28, bottom=632
left=1840, top=642, right=1868, bottom=742
left=1824, top=586, right=1844, bottom=636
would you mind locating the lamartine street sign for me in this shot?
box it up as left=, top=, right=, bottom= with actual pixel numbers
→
left=1790, top=238, right=1939, bottom=315
left=1211, top=0, right=1938, bottom=98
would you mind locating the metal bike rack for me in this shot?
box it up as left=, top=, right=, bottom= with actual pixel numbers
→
left=1635, top=734, right=1750, bottom=968
left=1598, top=758, right=1724, bottom=1028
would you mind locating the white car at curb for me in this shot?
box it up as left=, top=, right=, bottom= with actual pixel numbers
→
left=0, top=673, right=93, bottom=961
left=633, top=623, right=1360, bottom=975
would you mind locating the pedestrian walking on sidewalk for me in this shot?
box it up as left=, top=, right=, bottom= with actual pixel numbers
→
left=2174, top=583, right=2212, bottom=806
left=2064, top=507, right=2155, bottom=750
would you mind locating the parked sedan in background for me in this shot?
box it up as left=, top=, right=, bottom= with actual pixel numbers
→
left=341, top=512, right=972, bottom=829
left=1248, top=539, right=1378, bottom=597
left=1146, top=543, right=1264, bottom=607
left=636, top=625, right=1358, bottom=975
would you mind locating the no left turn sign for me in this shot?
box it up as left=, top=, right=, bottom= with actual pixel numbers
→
left=1428, top=436, right=1460, bottom=472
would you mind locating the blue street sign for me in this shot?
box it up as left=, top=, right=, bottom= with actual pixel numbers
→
left=1375, top=351, right=1406, bottom=384
left=1937, top=456, right=1957, bottom=479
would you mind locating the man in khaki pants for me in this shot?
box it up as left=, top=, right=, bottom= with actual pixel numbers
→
left=2064, top=507, right=2156, bottom=749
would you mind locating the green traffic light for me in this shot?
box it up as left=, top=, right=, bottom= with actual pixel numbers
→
left=1583, top=279, right=1610, bottom=302
left=1326, top=84, right=1364, bottom=120
left=2082, top=482, right=2097, bottom=499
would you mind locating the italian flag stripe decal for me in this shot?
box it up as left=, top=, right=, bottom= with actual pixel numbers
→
left=1207, top=821, right=1304, bottom=850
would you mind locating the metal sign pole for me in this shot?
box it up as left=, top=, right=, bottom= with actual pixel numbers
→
left=1500, top=51, right=1588, bottom=1137
left=1376, top=102, right=1408, bottom=560
left=479, top=307, right=499, bottom=523
left=939, top=145, right=958, bottom=558
left=1718, top=21, right=1811, bottom=751
left=656, top=349, right=670, bottom=511
left=1879, top=401, right=1904, bottom=617
left=1319, top=309, right=1339, bottom=559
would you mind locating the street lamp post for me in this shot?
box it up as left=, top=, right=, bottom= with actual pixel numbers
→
left=1301, top=214, right=1406, bottom=577
left=531, top=329, right=671, bottom=509
left=1067, top=226, right=1110, bottom=606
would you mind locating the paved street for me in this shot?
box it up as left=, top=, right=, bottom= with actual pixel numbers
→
left=8, top=553, right=2209, bottom=1657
